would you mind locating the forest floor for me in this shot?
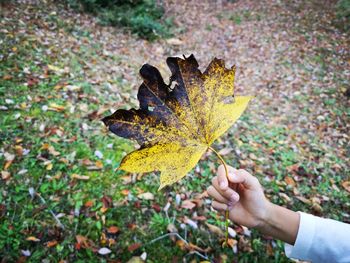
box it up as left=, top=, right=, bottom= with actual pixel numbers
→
left=0, top=0, right=349, bottom=262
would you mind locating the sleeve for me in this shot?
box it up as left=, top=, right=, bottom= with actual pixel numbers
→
left=284, top=212, right=350, bottom=263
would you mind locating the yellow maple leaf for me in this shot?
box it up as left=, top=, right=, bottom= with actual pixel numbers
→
left=103, top=54, right=252, bottom=190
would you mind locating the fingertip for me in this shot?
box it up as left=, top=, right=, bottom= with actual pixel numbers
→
left=217, top=165, right=228, bottom=189
left=230, top=191, right=240, bottom=202
left=217, top=164, right=226, bottom=176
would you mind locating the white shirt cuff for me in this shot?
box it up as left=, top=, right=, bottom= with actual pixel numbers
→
left=284, top=212, right=316, bottom=261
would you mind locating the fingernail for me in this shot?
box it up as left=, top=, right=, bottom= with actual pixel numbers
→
left=230, top=192, right=239, bottom=201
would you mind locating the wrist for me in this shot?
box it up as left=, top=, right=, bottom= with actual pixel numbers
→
left=255, top=199, right=275, bottom=232
left=255, top=201, right=300, bottom=245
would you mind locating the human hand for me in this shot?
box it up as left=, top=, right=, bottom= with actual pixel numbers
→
left=207, top=165, right=272, bottom=229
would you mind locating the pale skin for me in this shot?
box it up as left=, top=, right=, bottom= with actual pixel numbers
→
left=207, top=165, right=300, bottom=245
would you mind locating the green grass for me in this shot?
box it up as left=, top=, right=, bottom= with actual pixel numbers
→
left=1, top=2, right=349, bottom=262
left=67, top=0, right=173, bottom=40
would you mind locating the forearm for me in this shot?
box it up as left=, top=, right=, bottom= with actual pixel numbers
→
left=257, top=202, right=300, bottom=245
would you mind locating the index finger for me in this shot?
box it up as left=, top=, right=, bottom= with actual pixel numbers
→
left=218, top=165, right=260, bottom=190
left=217, top=164, right=234, bottom=190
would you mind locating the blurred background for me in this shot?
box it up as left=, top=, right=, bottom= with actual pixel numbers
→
left=0, top=0, right=349, bottom=262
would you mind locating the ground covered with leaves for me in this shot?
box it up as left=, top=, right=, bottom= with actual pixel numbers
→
left=0, top=0, right=349, bottom=262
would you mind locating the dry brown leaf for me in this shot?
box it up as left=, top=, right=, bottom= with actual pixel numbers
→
left=48, top=103, right=65, bottom=112
left=295, top=196, right=312, bottom=205
left=71, top=174, right=89, bottom=180
left=107, top=226, right=120, bottom=234
left=137, top=192, right=154, bottom=200
left=217, top=147, right=233, bottom=156
left=121, top=189, right=130, bottom=196
left=341, top=181, right=350, bottom=193
left=205, top=222, right=224, bottom=236
left=84, top=200, right=94, bottom=207
left=46, top=240, right=58, bottom=247
left=167, top=223, right=178, bottom=233
left=127, top=243, right=141, bottom=252
left=46, top=163, right=53, bottom=170
left=1, top=171, right=11, bottom=180
left=181, top=200, right=196, bottom=210
left=176, top=239, right=186, bottom=250
left=166, top=38, right=183, bottom=45
left=126, top=256, right=143, bottom=263
left=284, top=176, right=296, bottom=187
left=26, top=236, right=40, bottom=242
left=226, top=238, right=238, bottom=248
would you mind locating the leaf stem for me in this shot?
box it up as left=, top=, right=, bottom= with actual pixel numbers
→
left=208, top=146, right=230, bottom=247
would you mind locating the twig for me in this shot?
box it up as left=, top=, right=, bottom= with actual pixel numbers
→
left=208, top=146, right=230, bottom=247
left=148, top=233, right=187, bottom=245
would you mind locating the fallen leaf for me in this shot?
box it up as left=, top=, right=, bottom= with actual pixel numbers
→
left=137, top=192, right=154, bottom=200
left=241, top=226, right=251, bottom=237
left=95, top=160, right=103, bottom=169
left=98, top=247, right=111, bottom=255
left=176, top=239, right=186, bottom=250
left=100, top=207, right=108, bottom=213
left=184, top=217, right=198, bottom=229
left=107, top=226, right=120, bottom=234
left=84, top=200, right=94, bottom=207
left=121, top=189, right=130, bottom=196
left=205, top=223, right=224, bottom=236
left=278, top=192, right=292, bottom=203
left=26, top=236, right=40, bottom=242
left=226, top=238, right=238, bottom=248
left=228, top=227, right=237, bottom=238
left=48, top=146, right=60, bottom=156
left=76, top=235, right=90, bottom=249
left=248, top=153, right=258, bottom=160
left=311, top=202, right=323, bottom=213
left=46, top=240, right=58, bottom=247
left=192, top=215, right=206, bottom=221
left=48, top=103, right=65, bottom=112
left=166, top=38, right=183, bottom=45
left=218, top=147, right=233, bottom=156
left=46, top=163, right=53, bottom=170
left=4, top=152, right=15, bottom=170
left=167, top=223, right=178, bottom=233
left=238, top=236, right=253, bottom=252
left=48, top=64, right=63, bottom=73
left=21, top=250, right=31, bottom=257
left=14, top=145, right=23, bottom=156
left=187, top=243, right=211, bottom=253
left=102, top=55, right=251, bottom=190
left=342, top=181, right=350, bottom=193
left=181, top=200, right=196, bottom=209
left=127, top=243, right=141, bottom=252
left=127, top=256, right=143, bottom=263
left=140, top=252, right=147, bottom=261
left=71, top=174, right=89, bottom=180
left=121, top=175, right=132, bottom=184
left=284, top=176, right=296, bottom=187
left=1, top=171, right=10, bottom=180
left=295, top=195, right=312, bottom=205
left=151, top=203, right=161, bottom=212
